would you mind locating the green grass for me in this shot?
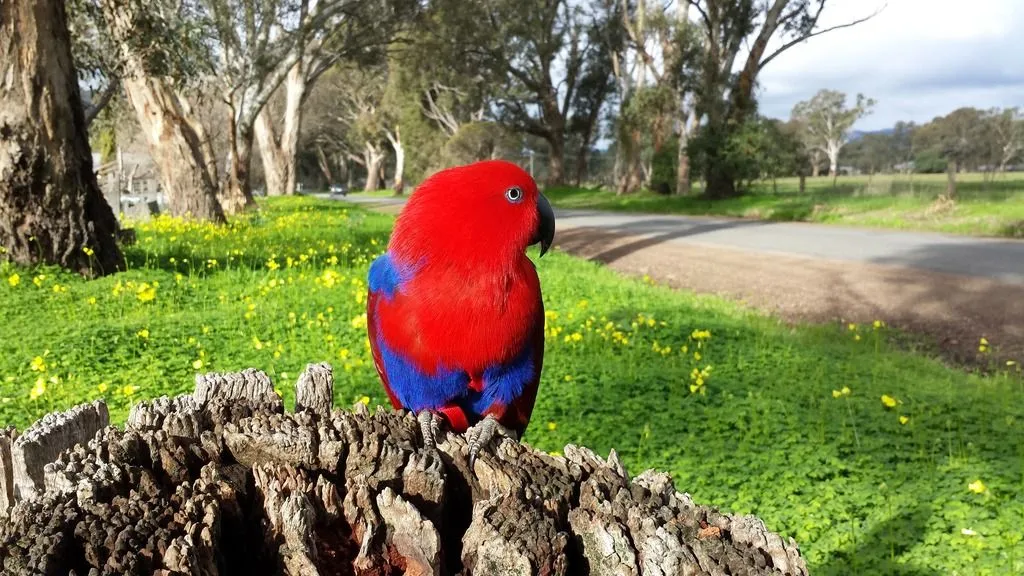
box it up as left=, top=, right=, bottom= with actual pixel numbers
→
left=2, top=197, right=1022, bottom=575
left=546, top=172, right=1024, bottom=238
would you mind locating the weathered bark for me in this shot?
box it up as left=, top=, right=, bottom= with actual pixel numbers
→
left=362, top=143, right=386, bottom=192
left=100, top=0, right=225, bottom=223
left=0, top=363, right=808, bottom=575
left=255, top=111, right=290, bottom=197
left=0, top=0, right=125, bottom=276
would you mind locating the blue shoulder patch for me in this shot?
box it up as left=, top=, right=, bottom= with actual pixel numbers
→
left=377, top=337, right=470, bottom=411
left=368, top=252, right=412, bottom=298
left=467, top=341, right=536, bottom=417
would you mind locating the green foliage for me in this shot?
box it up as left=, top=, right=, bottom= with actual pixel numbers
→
left=912, top=150, right=948, bottom=174
left=1, top=197, right=1021, bottom=574
left=440, top=122, right=519, bottom=167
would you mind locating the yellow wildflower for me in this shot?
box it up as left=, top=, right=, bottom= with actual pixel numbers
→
left=7, top=274, right=20, bottom=287
left=97, top=382, right=108, bottom=393
left=881, top=394, right=898, bottom=408
left=122, top=384, right=137, bottom=396
left=899, top=416, right=909, bottom=425
left=82, top=246, right=94, bottom=256
left=33, top=274, right=46, bottom=287
left=192, top=359, right=204, bottom=370
left=359, top=395, right=371, bottom=405
left=968, top=480, right=987, bottom=494
left=547, top=421, right=557, bottom=431
left=136, top=283, right=156, bottom=302
left=30, top=356, right=46, bottom=372
left=87, top=296, right=97, bottom=305
left=564, top=375, right=573, bottom=382
left=136, top=329, right=149, bottom=340
left=30, top=378, right=46, bottom=400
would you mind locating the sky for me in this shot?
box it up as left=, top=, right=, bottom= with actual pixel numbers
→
left=753, top=0, right=1024, bottom=131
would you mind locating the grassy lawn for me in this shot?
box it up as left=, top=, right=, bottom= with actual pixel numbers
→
left=1, top=196, right=1022, bottom=574
left=546, top=172, right=1024, bottom=238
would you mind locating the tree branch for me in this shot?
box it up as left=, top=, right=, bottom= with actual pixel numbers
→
left=759, top=3, right=887, bottom=71
left=84, top=80, right=119, bottom=128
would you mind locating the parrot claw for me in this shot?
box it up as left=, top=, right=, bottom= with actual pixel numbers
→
left=466, top=416, right=516, bottom=469
left=417, top=410, right=443, bottom=450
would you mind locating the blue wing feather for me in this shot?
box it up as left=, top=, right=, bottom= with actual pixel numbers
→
left=369, top=251, right=470, bottom=412
left=368, top=250, right=542, bottom=429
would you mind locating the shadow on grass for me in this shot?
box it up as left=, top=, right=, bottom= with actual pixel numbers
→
left=815, top=508, right=938, bottom=576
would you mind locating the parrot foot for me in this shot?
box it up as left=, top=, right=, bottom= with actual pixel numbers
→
left=466, top=415, right=517, bottom=469
left=417, top=410, right=443, bottom=450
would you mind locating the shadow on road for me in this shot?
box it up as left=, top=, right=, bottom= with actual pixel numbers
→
left=867, top=241, right=1024, bottom=285
left=556, top=219, right=772, bottom=264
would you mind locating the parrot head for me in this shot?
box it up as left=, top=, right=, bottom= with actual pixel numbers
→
left=389, top=160, right=555, bottom=268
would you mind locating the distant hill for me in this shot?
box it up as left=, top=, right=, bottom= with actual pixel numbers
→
left=849, top=128, right=894, bottom=141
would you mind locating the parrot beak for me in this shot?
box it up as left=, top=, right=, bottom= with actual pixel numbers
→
left=532, top=193, right=555, bottom=257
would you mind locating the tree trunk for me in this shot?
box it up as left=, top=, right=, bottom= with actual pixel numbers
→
left=811, top=162, right=820, bottom=178
left=385, top=126, right=405, bottom=195
left=99, top=0, right=224, bottom=223
left=254, top=62, right=307, bottom=196
left=221, top=115, right=258, bottom=214
left=0, top=364, right=810, bottom=576
left=617, top=129, right=644, bottom=195
left=574, top=144, right=590, bottom=188
left=255, top=110, right=289, bottom=197
left=675, top=109, right=697, bottom=195
left=704, top=160, right=737, bottom=200
left=0, top=0, right=124, bottom=277
left=363, top=144, right=385, bottom=192
left=546, top=132, right=566, bottom=186
left=946, top=159, right=958, bottom=199
left=315, top=145, right=334, bottom=186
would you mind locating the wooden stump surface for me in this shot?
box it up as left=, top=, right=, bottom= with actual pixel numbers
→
left=0, top=363, right=809, bottom=576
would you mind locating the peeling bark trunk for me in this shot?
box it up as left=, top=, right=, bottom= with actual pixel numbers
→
left=100, top=0, right=225, bottom=223
left=363, top=143, right=385, bottom=192
left=255, top=62, right=307, bottom=196
left=384, top=126, right=405, bottom=195
left=0, top=0, right=124, bottom=276
left=255, top=111, right=289, bottom=197
left=0, top=364, right=809, bottom=576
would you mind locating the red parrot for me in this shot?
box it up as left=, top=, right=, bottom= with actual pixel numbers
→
left=366, top=160, right=555, bottom=464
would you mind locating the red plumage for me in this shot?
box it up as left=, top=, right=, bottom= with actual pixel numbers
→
left=366, top=160, right=552, bottom=437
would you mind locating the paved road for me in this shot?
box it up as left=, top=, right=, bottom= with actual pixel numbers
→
left=325, top=193, right=1024, bottom=286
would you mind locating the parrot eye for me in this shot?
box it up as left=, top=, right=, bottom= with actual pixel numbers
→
left=505, top=186, right=524, bottom=204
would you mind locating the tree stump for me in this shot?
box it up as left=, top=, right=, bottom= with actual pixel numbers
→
left=0, top=362, right=809, bottom=575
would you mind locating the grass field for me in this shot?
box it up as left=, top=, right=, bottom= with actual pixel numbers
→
left=544, top=172, right=1024, bottom=238
left=1, top=197, right=1022, bottom=574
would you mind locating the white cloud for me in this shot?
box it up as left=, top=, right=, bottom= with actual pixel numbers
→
left=753, top=0, right=1024, bottom=129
